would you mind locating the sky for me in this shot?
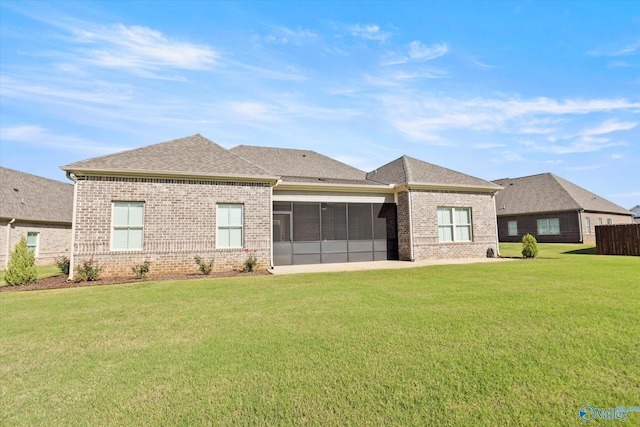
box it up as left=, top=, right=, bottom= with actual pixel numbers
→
left=1, top=1, right=638, bottom=208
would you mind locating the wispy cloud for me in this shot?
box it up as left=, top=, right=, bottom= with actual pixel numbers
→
left=588, top=39, right=640, bottom=56
left=408, top=41, right=448, bottom=61
left=564, top=164, right=603, bottom=171
left=348, top=24, right=391, bottom=42
left=579, top=118, right=637, bottom=136
left=0, top=125, right=122, bottom=153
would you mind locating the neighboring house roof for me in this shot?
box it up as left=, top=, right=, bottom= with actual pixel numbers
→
left=0, top=167, right=73, bottom=223
left=62, top=134, right=277, bottom=181
left=631, top=205, right=640, bottom=216
left=493, top=173, right=633, bottom=216
left=230, top=145, right=376, bottom=185
left=367, top=155, right=502, bottom=191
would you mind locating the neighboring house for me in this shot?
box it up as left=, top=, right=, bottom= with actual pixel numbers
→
left=1, top=167, right=73, bottom=268
left=631, top=205, right=640, bottom=224
left=493, top=173, right=633, bottom=244
left=61, top=134, right=502, bottom=278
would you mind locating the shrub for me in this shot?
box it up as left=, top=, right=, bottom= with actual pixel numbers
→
left=132, top=260, right=151, bottom=279
left=4, top=235, right=38, bottom=286
left=521, top=233, right=539, bottom=258
left=194, top=256, right=214, bottom=275
left=243, top=249, right=258, bottom=272
left=55, top=256, right=70, bottom=275
left=75, top=257, right=102, bottom=282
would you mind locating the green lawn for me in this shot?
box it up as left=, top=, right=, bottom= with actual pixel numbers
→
left=2, top=245, right=639, bottom=426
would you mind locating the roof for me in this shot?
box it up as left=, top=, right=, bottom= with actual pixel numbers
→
left=367, top=155, right=501, bottom=191
left=62, top=134, right=276, bottom=181
left=493, top=173, right=633, bottom=216
left=230, top=145, right=376, bottom=185
left=0, top=167, right=73, bottom=223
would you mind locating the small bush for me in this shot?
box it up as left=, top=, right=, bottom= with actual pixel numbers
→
left=75, top=257, right=102, bottom=282
left=243, top=249, right=258, bottom=272
left=132, top=260, right=151, bottom=279
left=55, top=256, right=70, bottom=275
left=4, top=235, right=38, bottom=286
left=194, top=255, right=214, bottom=275
left=521, top=233, right=539, bottom=258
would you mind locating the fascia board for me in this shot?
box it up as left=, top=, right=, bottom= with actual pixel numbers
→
left=60, top=167, right=280, bottom=184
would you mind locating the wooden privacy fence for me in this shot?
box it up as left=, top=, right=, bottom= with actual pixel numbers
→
left=595, top=224, right=640, bottom=256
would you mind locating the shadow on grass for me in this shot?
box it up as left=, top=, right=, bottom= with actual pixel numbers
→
left=562, top=247, right=597, bottom=255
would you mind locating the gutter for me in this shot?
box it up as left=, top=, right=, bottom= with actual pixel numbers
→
left=66, top=172, right=78, bottom=281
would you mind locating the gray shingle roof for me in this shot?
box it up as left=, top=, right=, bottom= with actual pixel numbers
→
left=0, top=167, right=73, bottom=223
left=62, top=134, right=274, bottom=179
left=230, top=145, right=375, bottom=184
left=367, top=155, right=501, bottom=190
left=493, top=173, right=633, bottom=216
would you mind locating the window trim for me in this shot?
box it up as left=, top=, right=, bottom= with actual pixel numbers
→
left=437, top=207, right=473, bottom=243
left=26, top=232, right=39, bottom=256
left=507, top=220, right=518, bottom=237
left=537, top=218, right=560, bottom=236
left=585, top=217, right=591, bottom=235
left=217, top=203, right=244, bottom=248
left=111, top=201, right=145, bottom=251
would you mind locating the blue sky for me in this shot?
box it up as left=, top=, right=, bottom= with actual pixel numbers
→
left=1, top=1, right=638, bottom=208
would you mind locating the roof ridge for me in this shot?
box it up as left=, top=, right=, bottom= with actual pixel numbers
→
left=227, top=149, right=274, bottom=175
left=401, top=155, right=413, bottom=182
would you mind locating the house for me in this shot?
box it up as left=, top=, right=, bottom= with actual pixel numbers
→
left=1, top=167, right=73, bottom=268
left=61, top=134, right=502, bottom=278
left=493, top=173, right=633, bottom=244
left=631, top=205, right=640, bottom=224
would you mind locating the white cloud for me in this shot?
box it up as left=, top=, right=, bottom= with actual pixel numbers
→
left=348, top=24, right=390, bottom=42
left=408, top=41, right=448, bottom=61
left=0, top=125, right=121, bottom=153
left=564, top=165, right=603, bottom=171
left=588, top=40, right=640, bottom=56
left=579, top=119, right=637, bottom=136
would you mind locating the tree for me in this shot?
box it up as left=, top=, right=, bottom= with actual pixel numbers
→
left=5, top=235, right=38, bottom=286
left=521, top=233, right=539, bottom=258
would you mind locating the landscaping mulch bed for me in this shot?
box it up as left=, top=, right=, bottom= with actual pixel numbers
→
left=1, top=269, right=271, bottom=292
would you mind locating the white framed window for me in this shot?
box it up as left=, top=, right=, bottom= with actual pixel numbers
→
left=438, top=207, right=472, bottom=242
left=607, top=218, right=612, bottom=225
left=585, top=217, right=591, bottom=235
left=597, top=218, right=602, bottom=226
left=537, top=218, right=560, bottom=235
left=507, top=221, right=518, bottom=236
left=26, top=232, right=39, bottom=256
left=217, top=204, right=243, bottom=248
left=112, top=202, right=144, bottom=250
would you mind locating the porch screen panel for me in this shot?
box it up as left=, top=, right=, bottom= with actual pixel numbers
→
left=373, top=203, right=397, bottom=239
left=321, top=203, right=347, bottom=241
left=293, top=202, right=320, bottom=241
left=348, top=203, right=373, bottom=240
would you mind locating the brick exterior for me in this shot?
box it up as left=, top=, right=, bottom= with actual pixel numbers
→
left=497, top=211, right=633, bottom=243
left=397, top=189, right=498, bottom=260
left=71, top=176, right=271, bottom=278
left=1, top=220, right=71, bottom=268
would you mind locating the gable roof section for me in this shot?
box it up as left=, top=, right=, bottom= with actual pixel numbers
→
left=230, top=145, right=378, bottom=186
left=493, top=173, right=633, bottom=216
left=62, top=134, right=277, bottom=181
left=367, top=155, right=501, bottom=192
left=1, top=167, right=73, bottom=223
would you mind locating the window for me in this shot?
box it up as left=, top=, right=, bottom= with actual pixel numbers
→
left=537, top=218, right=560, bottom=235
left=26, top=232, right=39, bottom=255
left=217, top=204, right=243, bottom=248
left=112, top=202, right=144, bottom=250
left=607, top=218, right=612, bottom=225
left=585, top=217, right=591, bottom=235
left=507, top=221, right=518, bottom=236
left=438, top=207, right=472, bottom=242
left=597, top=218, right=602, bottom=226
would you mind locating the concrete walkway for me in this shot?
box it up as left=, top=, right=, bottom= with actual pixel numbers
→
left=269, top=257, right=515, bottom=275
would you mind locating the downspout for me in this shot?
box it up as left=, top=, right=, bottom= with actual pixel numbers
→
left=578, top=209, right=584, bottom=244
left=5, top=218, right=15, bottom=269
left=492, top=193, right=501, bottom=257
left=269, top=183, right=274, bottom=269
left=407, top=189, right=415, bottom=261
left=66, top=171, right=78, bottom=281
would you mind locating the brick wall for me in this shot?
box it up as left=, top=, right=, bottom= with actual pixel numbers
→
left=1, top=220, right=71, bottom=268
left=397, top=190, right=498, bottom=260
left=71, top=176, right=272, bottom=278
left=497, top=211, right=633, bottom=243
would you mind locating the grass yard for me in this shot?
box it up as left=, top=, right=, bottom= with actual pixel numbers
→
left=1, top=244, right=639, bottom=426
